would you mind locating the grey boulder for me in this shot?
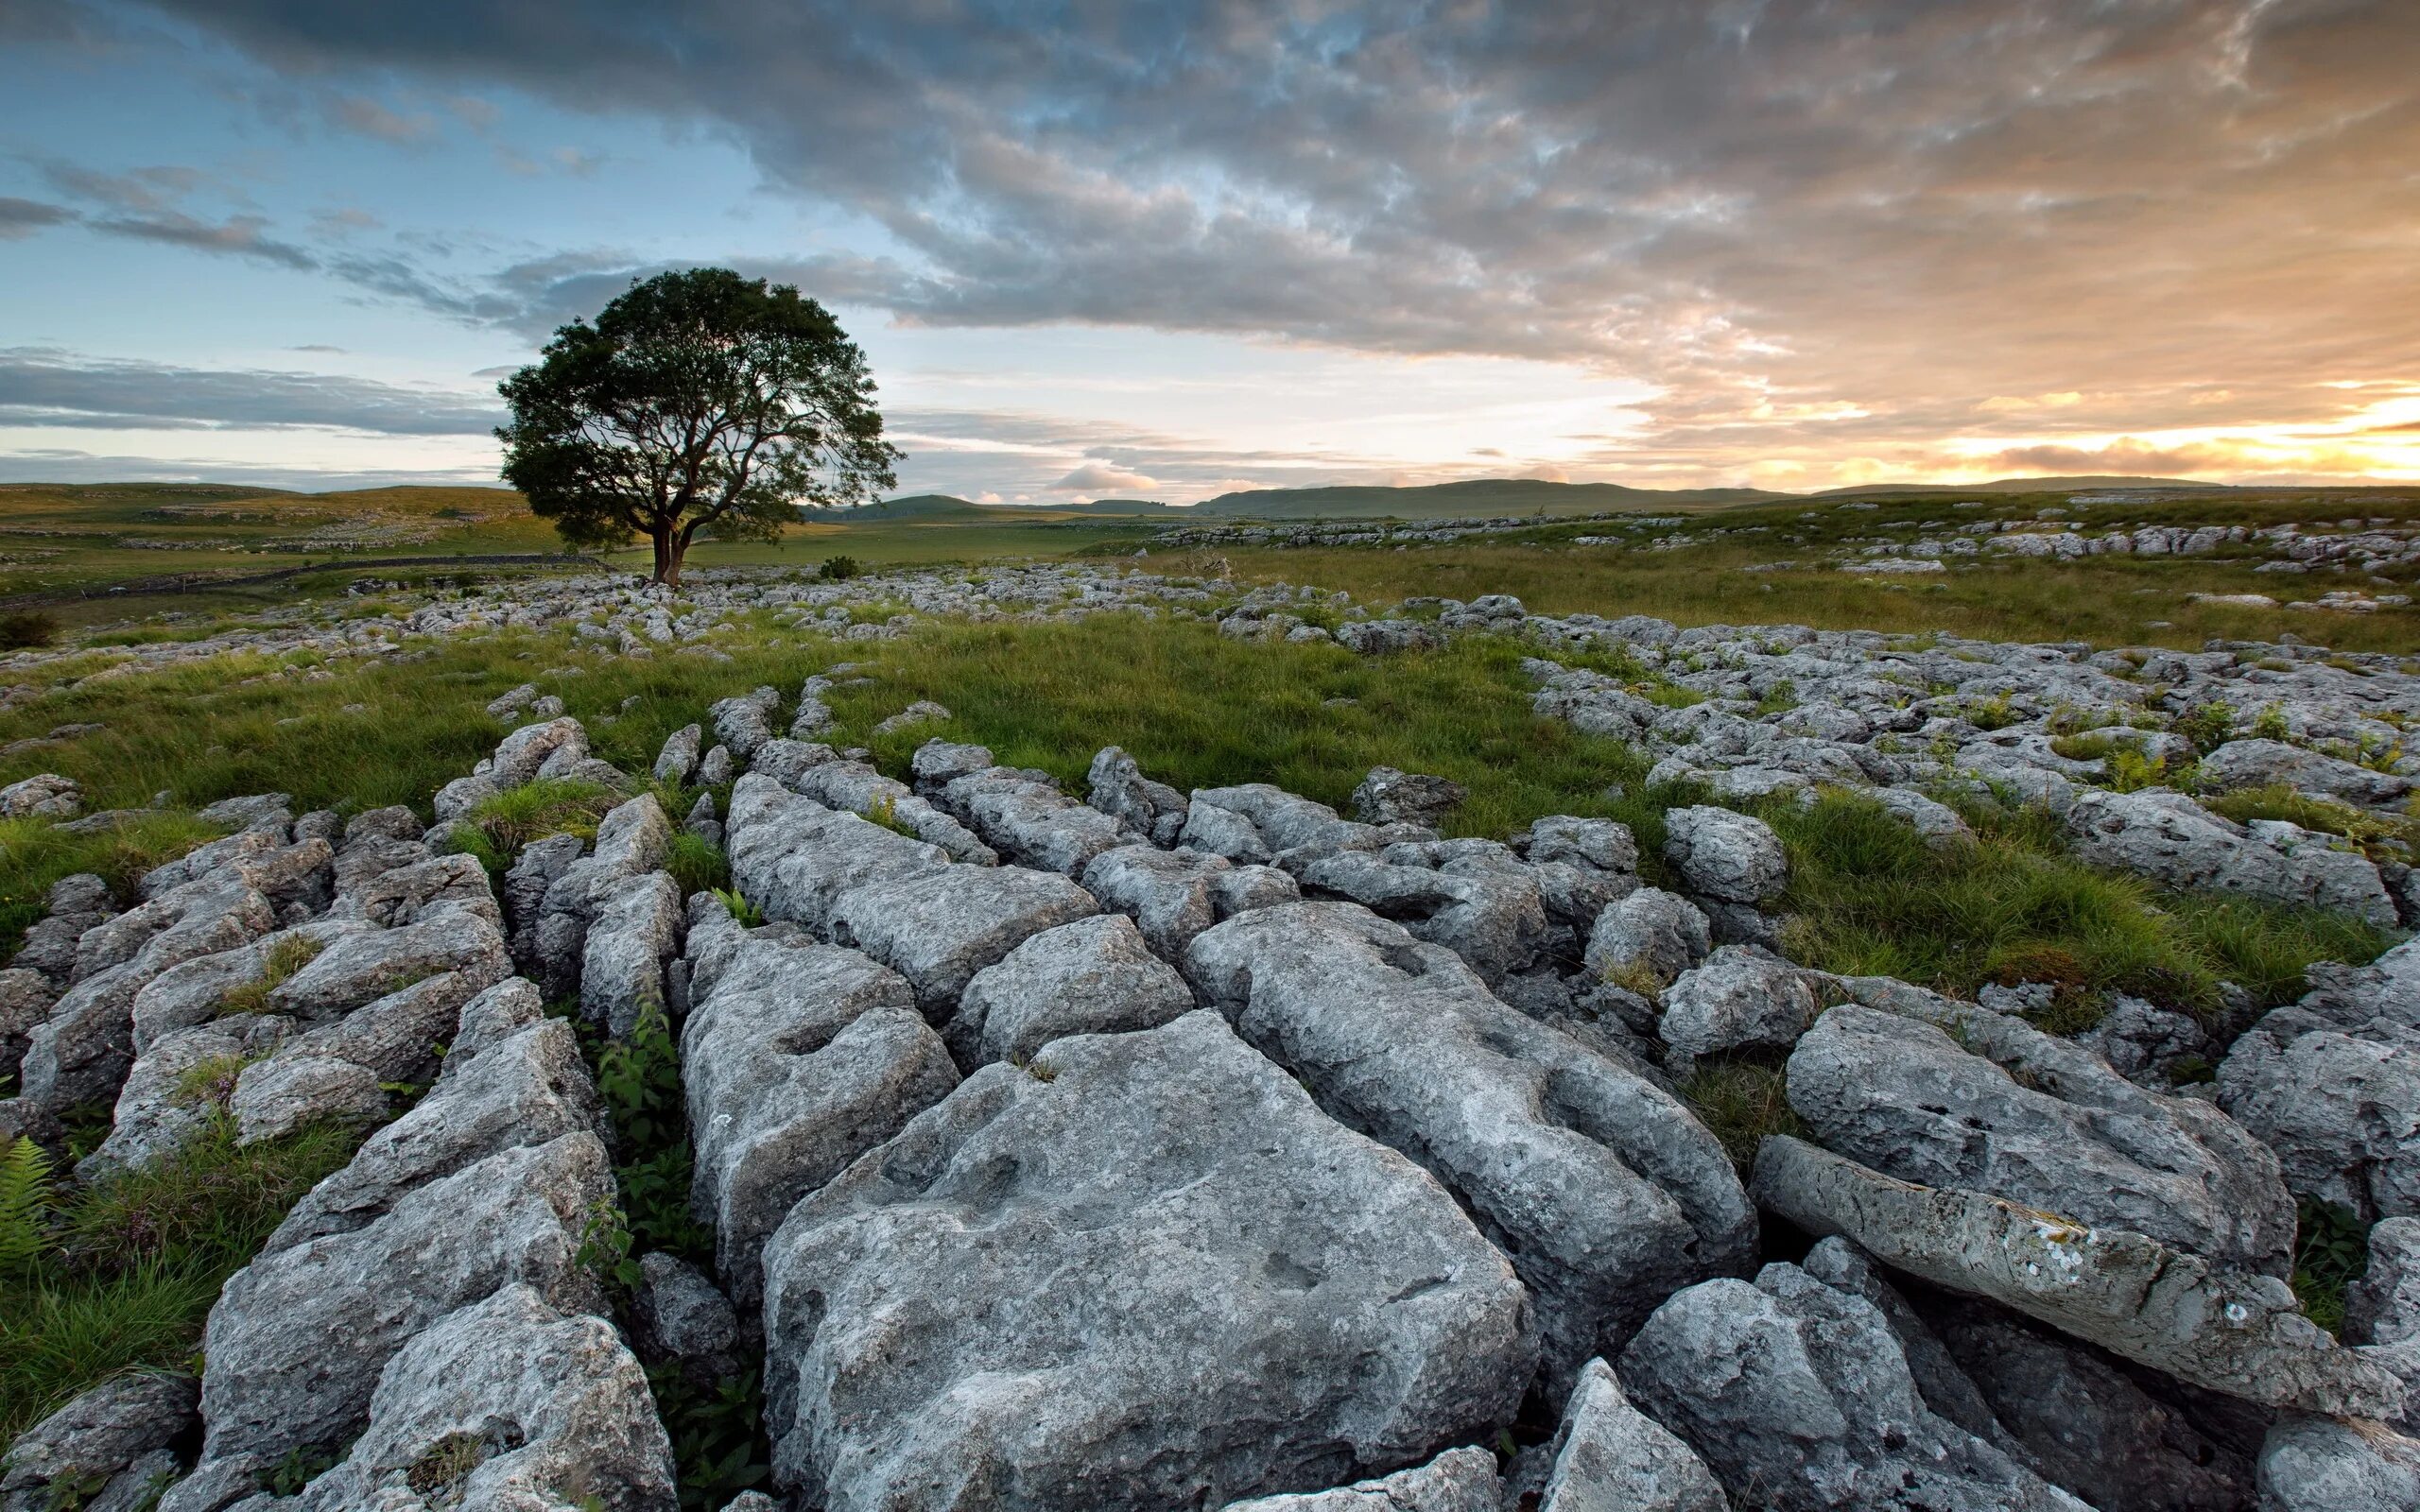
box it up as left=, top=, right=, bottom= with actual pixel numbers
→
left=1535, top=1358, right=1726, bottom=1512
left=1657, top=945, right=1824, bottom=1072
left=951, top=912, right=1194, bottom=1066
left=1750, top=1134, right=2402, bottom=1418
left=278, top=1284, right=677, bottom=1512
left=1789, top=999, right=2296, bottom=1274
left=681, top=912, right=956, bottom=1311
left=1661, top=806, right=1789, bottom=904
left=1618, top=1262, right=2086, bottom=1512
left=760, top=1010, right=1532, bottom=1511
left=1185, top=901, right=1755, bottom=1381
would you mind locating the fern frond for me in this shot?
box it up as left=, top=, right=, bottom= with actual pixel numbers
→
left=0, top=1134, right=57, bottom=1268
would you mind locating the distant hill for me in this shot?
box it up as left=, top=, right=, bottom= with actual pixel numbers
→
left=1191, top=478, right=1787, bottom=521
left=1814, top=474, right=2221, bottom=497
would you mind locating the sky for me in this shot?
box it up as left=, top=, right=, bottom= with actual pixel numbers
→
left=0, top=0, right=2414, bottom=504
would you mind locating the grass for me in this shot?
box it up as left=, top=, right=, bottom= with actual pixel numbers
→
left=1768, top=791, right=2394, bottom=1021
left=215, top=934, right=325, bottom=1018
left=2203, top=784, right=2420, bottom=862
left=0, top=810, right=224, bottom=957
left=664, top=833, right=729, bottom=898
left=0, top=1115, right=364, bottom=1444
left=445, top=777, right=623, bottom=876
left=1678, top=1059, right=1804, bottom=1175
left=1211, top=537, right=2419, bottom=653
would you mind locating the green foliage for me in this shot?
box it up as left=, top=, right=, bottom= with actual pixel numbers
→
left=2290, top=1197, right=2369, bottom=1336
left=2251, top=703, right=2294, bottom=742
left=0, top=811, right=222, bottom=959
left=1678, top=1060, right=1804, bottom=1175
left=496, top=267, right=902, bottom=583
left=1, top=1117, right=364, bottom=1443
left=0, top=610, right=60, bottom=649
left=2173, top=700, right=2238, bottom=754
left=1964, top=693, right=2018, bottom=731
left=1770, top=791, right=2389, bottom=1021
left=2203, top=784, right=2420, bottom=861
left=265, top=1447, right=341, bottom=1496
left=215, top=934, right=325, bottom=1018
left=449, top=778, right=619, bottom=873
left=0, top=1136, right=56, bottom=1270
left=819, top=554, right=864, bottom=582
left=664, top=833, right=729, bottom=898
left=711, top=886, right=763, bottom=928
left=649, top=1366, right=773, bottom=1511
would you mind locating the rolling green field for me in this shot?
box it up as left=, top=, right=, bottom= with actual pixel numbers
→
left=4, top=478, right=2415, bottom=654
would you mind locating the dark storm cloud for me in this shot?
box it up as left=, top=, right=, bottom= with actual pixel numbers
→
left=77, top=1, right=2420, bottom=476
left=0, top=349, right=503, bottom=435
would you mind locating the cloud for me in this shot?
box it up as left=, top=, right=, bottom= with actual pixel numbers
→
left=0, top=348, right=503, bottom=435
left=30, top=1, right=2420, bottom=485
left=0, top=447, right=502, bottom=490
left=36, top=160, right=205, bottom=214
left=86, top=211, right=319, bottom=269
left=324, top=92, right=440, bottom=144
left=0, top=197, right=74, bottom=239
left=1050, top=459, right=1158, bottom=494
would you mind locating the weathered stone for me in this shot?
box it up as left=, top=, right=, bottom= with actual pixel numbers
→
left=0, top=967, right=52, bottom=1076
left=1618, top=1262, right=2086, bottom=1512
left=681, top=913, right=955, bottom=1311
left=328, top=850, right=499, bottom=932
left=1927, top=1295, right=2258, bottom=1512
left=199, top=1131, right=613, bottom=1462
left=1661, top=806, right=1789, bottom=903
left=1789, top=999, right=2296, bottom=1273
left=654, top=722, right=703, bottom=784
left=2198, top=738, right=2411, bottom=809
left=2255, top=1414, right=2420, bottom=1512
left=1351, top=766, right=1465, bottom=828
left=79, top=1019, right=274, bottom=1177
left=2218, top=1008, right=2420, bottom=1222
left=581, top=869, right=683, bottom=1037
left=270, top=1011, right=600, bottom=1249
left=277, top=1284, right=678, bottom=1512
left=1219, top=1447, right=1502, bottom=1511
left=1185, top=901, right=1755, bottom=1380
left=1526, top=816, right=1640, bottom=874
left=490, top=716, right=588, bottom=787
left=2068, top=787, right=2396, bottom=925
left=1087, top=745, right=1187, bottom=844
left=911, top=737, right=994, bottom=791
left=0, top=1372, right=196, bottom=1512
left=1298, top=850, right=1546, bottom=982
left=1080, top=843, right=1298, bottom=960
left=18, top=878, right=276, bottom=1111
left=266, top=911, right=510, bottom=1022
left=1658, top=945, right=1824, bottom=1071
left=953, top=912, right=1195, bottom=1065
left=825, top=861, right=1098, bottom=1017
left=1535, top=1358, right=1725, bottom=1512
left=711, top=690, right=781, bottom=761
left=760, top=1010, right=1532, bottom=1510
left=1582, top=887, right=1710, bottom=988
left=1750, top=1134, right=2401, bottom=1417
left=631, top=1250, right=744, bottom=1387
left=228, top=1053, right=386, bottom=1144
left=942, top=766, right=1130, bottom=875
left=0, top=772, right=81, bottom=819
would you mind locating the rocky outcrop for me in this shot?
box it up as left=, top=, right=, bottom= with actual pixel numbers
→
left=680, top=905, right=957, bottom=1311
left=1619, top=1260, right=2086, bottom=1512
left=1185, top=901, right=1755, bottom=1381
left=759, top=1011, right=1532, bottom=1510
left=1219, top=1448, right=1501, bottom=1511
left=1750, top=1134, right=2402, bottom=1418
left=2067, top=787, right=2397, bottom=926
left=1787, top=1001, right=2296, bottom=1273
left=950, top=911, right=1194, bottom=1065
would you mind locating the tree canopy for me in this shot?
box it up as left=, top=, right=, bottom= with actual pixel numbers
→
left=496, top=267, right=901, bottom=584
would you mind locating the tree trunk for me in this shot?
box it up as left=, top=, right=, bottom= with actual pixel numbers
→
left=649, top=524, right=685, bottom=587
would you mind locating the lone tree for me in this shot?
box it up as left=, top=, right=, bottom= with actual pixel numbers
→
left=496, top=267, right=901, bottom=586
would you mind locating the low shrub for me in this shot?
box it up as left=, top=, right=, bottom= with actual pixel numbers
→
left=0, top=610, right=60, bottom=649
left=819, top=554, right=864, bottom=582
